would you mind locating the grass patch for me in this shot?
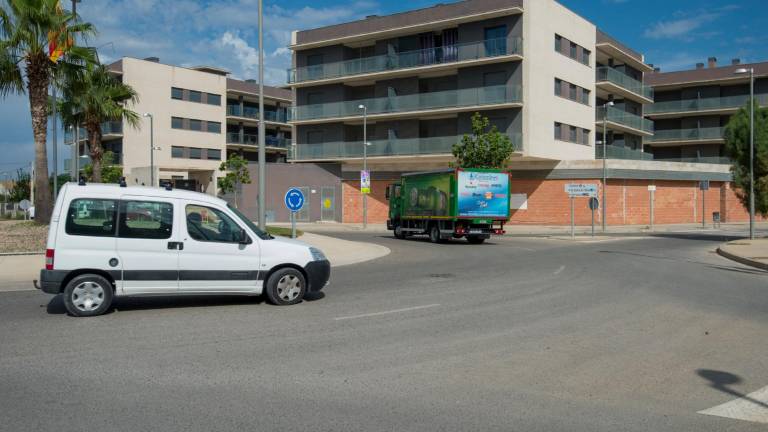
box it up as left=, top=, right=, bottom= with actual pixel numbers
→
left=266, top=226, right=303, bottom=238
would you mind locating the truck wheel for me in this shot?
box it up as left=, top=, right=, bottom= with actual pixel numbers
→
left=429, top=224, right=443, bottom=244
left=466, top=236, right=486, bottom=244
left=265, top=268, right=306, bottom=305
left=394, top=224, right=409, bottom=239
left=63, top=274, right=113, bottom=317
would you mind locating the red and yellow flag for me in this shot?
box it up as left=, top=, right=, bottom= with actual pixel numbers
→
left=48, top=1, right=72, bottom=63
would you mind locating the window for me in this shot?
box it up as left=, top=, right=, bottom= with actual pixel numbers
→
left=582, top=129, right=590, bottom=145
left=189, top=148, right=201, bottom=159
left=582, top=48, right=591, bottom=66
left=206, top=93, right=221, bottom=106
left=569, top=83, right=577, bottom=99
left=207, top=149, right=221, bottom=160
left=172, top=146, right=184, bottom=158
left=189, top=119, right=202, bottom=131
left=554, top=122, right=562, bottom=140
left=484, top=25, right=507, bottom=56
left=189, top=90, right=202, bottom=103
left=554, top=78, right=562, bottom=96
left=171, top=87, right=183, bottom=100
left=207, top=121, right=221, bottom=133
left=171, top=117, right=184, bottom=129
left=581, top=88, right=590, bottom=105
left=554, top=34, right=562, bottom=52
left=185, top=204, right=244, bottom=243
left=569, top=125, right=577, bottom=142
left=569, top=42, right=577, bottom=59
left=118, top=201, right=173, bottom=239
left=65, top=199, right=117, bottom=237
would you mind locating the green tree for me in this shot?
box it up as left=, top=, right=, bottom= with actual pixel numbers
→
left=49, top=172, right=70, bottom=194
left=452, top=112, right=517, bottom=169
left=83, top=150, right=122, bottom=183
left=57, top=63, right=139, bottom=182
left=724, top=101, right=768, bottom=216
left=9, top=168, right=30, bottom=202
left=0, top=0, right=96, bottom=223
left=218, top=154, right=251, bottom=208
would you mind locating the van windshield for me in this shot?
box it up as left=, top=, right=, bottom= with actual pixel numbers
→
left=227, top=204, right=272, bottom=240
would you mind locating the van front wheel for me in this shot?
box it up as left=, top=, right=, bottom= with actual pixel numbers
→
left=63, top=274, right=114, bottom=317
left=265, top=268, right=306, bottom=305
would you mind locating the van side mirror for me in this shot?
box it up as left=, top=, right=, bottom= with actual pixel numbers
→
left=238, top=229, right=252, bottom=245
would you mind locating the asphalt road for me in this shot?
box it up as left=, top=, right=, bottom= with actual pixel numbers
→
left=0, top=231, right=766, bottom=431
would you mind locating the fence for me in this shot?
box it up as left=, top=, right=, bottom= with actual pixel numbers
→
left=0, top=202, right=28, bottom=219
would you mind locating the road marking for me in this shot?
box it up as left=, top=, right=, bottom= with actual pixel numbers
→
left=553, top=265, right=565, bottom=275
left=698, top=385, right=768, bottom=424
left=334, top=304, right=440, bottom=321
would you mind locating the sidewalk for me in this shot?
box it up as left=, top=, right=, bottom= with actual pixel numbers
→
left=0, top=233, right=390, bottom=292
left=717, top=239, right=768, bottom=271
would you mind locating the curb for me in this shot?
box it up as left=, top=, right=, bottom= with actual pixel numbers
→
left=0, top=251, right=44, bottom=256
left=716, top=247, right=768, bottom=271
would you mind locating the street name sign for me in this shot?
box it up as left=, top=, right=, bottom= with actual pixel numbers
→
left=565, top=183, right=598, bottom=197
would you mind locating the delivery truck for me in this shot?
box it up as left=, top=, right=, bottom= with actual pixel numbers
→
left=386, top=168, right=510, bottom=244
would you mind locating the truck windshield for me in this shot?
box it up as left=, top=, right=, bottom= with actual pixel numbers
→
left=227, top=204, right=272, bottom=240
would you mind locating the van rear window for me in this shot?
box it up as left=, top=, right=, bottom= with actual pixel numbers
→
left=65, top=199, right=118, bottom=237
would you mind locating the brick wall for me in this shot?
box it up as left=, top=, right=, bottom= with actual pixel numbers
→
left=341, top=176, right=759, bottom=225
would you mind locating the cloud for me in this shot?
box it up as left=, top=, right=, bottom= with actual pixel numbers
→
left=643, top=5, right=739, bottom=41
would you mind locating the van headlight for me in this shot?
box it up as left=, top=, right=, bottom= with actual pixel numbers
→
left=309, top=247, right=327, bottom=261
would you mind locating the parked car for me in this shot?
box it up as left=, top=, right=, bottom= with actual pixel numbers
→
left=35, top=182, right=330, bottom=317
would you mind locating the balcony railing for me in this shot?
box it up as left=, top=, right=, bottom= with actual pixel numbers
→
left=646, top=126, right=725, bottom=143
left=64, top=121, right=123, bottom=143
left=227, top=105, right=291, bottom=123
left=596, top=144, right=654, bottom=161
left=656, top=156, right=731, bottom=164
left=646, top=94, right=768, bottom=115
left=289, top=133, right=522, bottom=160
left=293, top=85, right=522, bottom=122
left=596, top=67, right=653, bottom=100
left=226, top=132, right=291, bottom=148
left=596, top=106, right=654, bottom=134
left=288, top=37, right=523, bottom=83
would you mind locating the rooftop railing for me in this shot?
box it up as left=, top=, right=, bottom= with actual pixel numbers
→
left=287, top=37, right=522, bottom=83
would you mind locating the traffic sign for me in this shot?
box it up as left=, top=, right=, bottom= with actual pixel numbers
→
left=588, top=197, right=599, bottom=210
left=284, top=188, right=305, bottom=212
left=648, top=185, right=657, bottom=192
left=18, top=199, right=31, bottom=210
left=361, top=170, right=371, bottom=194
left=565, top=183, right=598, bottom=197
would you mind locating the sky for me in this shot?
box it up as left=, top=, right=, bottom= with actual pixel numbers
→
left=1, top=0, right=766, bottom=177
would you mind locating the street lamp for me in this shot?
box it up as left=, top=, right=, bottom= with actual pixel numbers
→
left=359, top=104, right=369, bottom=229
left=143, top=113, right=157, bottom=187
left=735, top=67, right=755, bottom=239
left=601, top=101, right=614, bottom=232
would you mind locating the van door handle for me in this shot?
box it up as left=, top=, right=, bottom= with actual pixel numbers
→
left=168, top=241, right=184, bottom=250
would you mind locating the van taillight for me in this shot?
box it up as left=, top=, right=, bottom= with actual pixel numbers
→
left=45, top=249, right=54, bottom=270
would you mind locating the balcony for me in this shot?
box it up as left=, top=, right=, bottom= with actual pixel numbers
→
left=288, top=37, right=523, bottom=84
left=64, top=121, right=123, bottom=143
left=596, top=106, right=654, bottom=136
left=646, top=94, right=768, bottom=117
left=292, top=85, right=522, bottom=123
left=645, top=127, right=725, bottom=144
left=595, top=67, right=653, bottom=102
left=226, top=132, right=291, bottom=149
left=289, top=133, right=522, bottom=161
left=226, top=105, right=290, bottom=123
left=597, top=145, right=730, bottom=164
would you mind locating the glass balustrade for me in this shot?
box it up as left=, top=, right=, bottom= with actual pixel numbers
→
left=596, top=67, right=653, bottom=100
left=646, top=94, right=768, bottom=114
left=646, top=127, right=725, bottom=142
left=596, top=106, right=654, bottom=134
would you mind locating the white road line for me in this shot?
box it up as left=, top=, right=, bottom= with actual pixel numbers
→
left=334, top=304, right=441, bottom=321
left=553, top=265, right=566, bottom=275
left=698, top=385, right=768, bottom=424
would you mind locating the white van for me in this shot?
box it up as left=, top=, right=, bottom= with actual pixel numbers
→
left=35, top=183, right=330, bottom=317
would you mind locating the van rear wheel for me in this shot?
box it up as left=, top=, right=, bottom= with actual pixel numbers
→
left=265, top=268, right=306, bottom=305
left=63, top=274, right=113, bottom=317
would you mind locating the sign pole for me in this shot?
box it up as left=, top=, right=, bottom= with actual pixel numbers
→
left=570, top=196, right=575, bottom=239
left=591, top=205, right=595, bottom=238
left=702, top=185, right=706, bottom=228
left=291, top=211, right=296, bottom=239
left=650, top=189, right=654, bottom=231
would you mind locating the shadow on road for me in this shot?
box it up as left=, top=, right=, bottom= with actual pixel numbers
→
left=599, top=250, right=767, bottom=276
left=697, top=369, right=768, bottom=410
left=648, top=233, right=746, bottom=242
left=46, top=294, right=275, bottom=315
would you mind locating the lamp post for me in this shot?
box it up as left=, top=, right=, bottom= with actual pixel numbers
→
left=735, top=67, right=755, bottom=239
left=601, top=101, right=614, bottom=232
left=358, top=104, right=368, bottom=229
left=257, top=0, right=266, bottom=230
left=143, top=113, right=156, bottom=187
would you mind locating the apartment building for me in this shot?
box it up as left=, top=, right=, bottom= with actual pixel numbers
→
left=645, top=58, right=768, bottom=163
left=65, top=56, right=292, bottom=193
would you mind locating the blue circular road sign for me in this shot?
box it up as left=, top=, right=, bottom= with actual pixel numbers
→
left=284, top=188, right=305, bottom=212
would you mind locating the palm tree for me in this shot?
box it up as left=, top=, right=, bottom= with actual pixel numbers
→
left=58, top=63, right=139, bottom=182
left=0, top=0, right=95, bottom=223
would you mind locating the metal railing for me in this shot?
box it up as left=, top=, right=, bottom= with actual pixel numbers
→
left=596, top=67, right=653, bottom=100
left=288, top=37, right=523, bottom=83
left=293, top=85, right=522, bottom=121
left=596, top=144, right=654, bottom=161
left=64, top=121, right=123, bottom=143
left=646, top=126, right=725, bottom=143
left=596, top=106, right=654, bottom=134
left=289, top=133, right=522, bottom=160
left=227, top=105, right=290, bottom=123
left=655, top=156, right=731, bottom=164
left=646, top=94, right=768, bottom=114
left=226, top=132, right=291, bottom=148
